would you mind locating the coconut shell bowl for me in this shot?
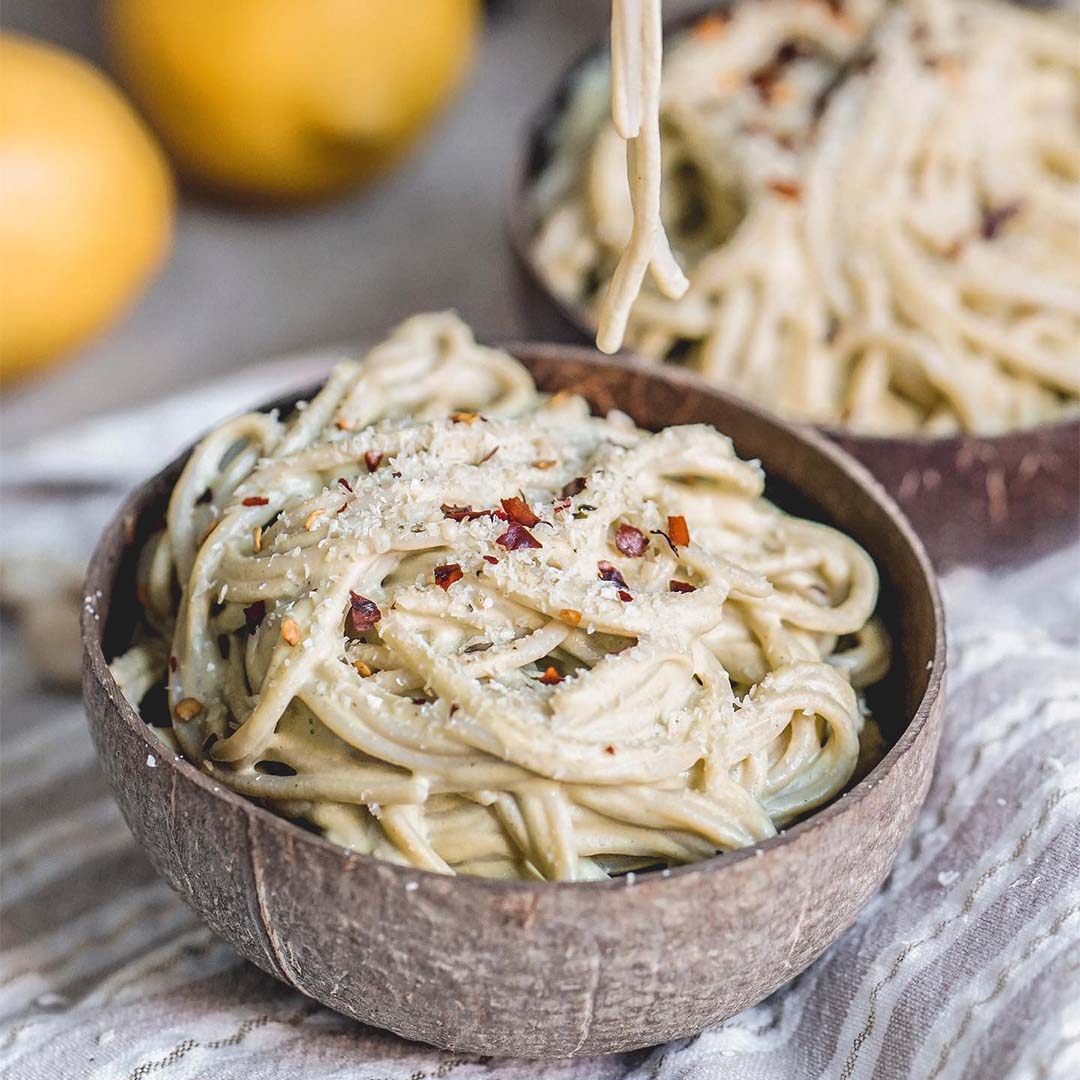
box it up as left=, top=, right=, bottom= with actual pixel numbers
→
left=82, top=346, right=945, bottom=1058
left=508, top=13, right=1079, bottom=573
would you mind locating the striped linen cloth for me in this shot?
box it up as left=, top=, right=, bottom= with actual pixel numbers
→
left=1, top=365, right=1077, bottom=1080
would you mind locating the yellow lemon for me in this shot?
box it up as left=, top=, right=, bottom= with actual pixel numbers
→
left=0, top=35, right=174, bottom=384
left=105, top=0, right=481, bottom=201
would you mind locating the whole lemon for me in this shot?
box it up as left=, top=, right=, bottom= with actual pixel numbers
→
left=0, top=36, right=174, bottom=383
left=105, top=0, right=481, bottom=201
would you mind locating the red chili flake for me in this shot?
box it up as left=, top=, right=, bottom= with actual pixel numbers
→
left=411, top=697, right=428, bottom=706
left=441, top=504, right=507, bottom=523
left=668, top=515, right=690, bottom=547
left=434, top=563, right=463, bottom=590
left=561, top=477, right=587, bottom=499
left=598, top=561, right=629, bottom=589
left=496, top=521, right=542, bottom=550
left=750, top=65, right=781, bottom=103
left=669, top=580, right=697, bottom=594
left=391, top=471, right=402, bottom=478
left=694, top=12, right=727, bottom=38
left=337, top=477, right=353, bottom=493
left=243, top=601, right=266, bottom=631
left=348, top=592, right=382, bottom=634
left=536, top=666, right=563, bottom=686
left=767, top=179, right=802, bottom=201
left=169, top=655, right=178, bottom=672
left=604, top=745, right=616, bottom=755
left=553, top=497, right=572, bottom=514
left=364, top=451, right=383, bottom=473
left=441, top=504, right=473, bottom=521
left=776, top=39, right=810, bottom=64
left=242, top=496, right=269, bottom=507
left=501, top=496, right=540, bottom=528
left=980, top=201, right=1022, bottom=241
left=478, top=445, right=500, bottom=464
left=337, top=502, right=349, bottom=515
left=615, top=524, right=649, bottom=558
left=483, top=555, right=499, bottom=565
left=617, top=590, right=633, bottom=603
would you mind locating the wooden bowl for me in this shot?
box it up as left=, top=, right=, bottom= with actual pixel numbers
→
left=507, top=12, right=1080, bottom=572
left=82, top=345, right=945, bottom=1058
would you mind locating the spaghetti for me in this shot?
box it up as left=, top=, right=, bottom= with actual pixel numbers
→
left=113, top=313, right=888, bottom=881
left=534, top=0, right=1080, bottom=434
left=598, top=0, right=689, bottom=353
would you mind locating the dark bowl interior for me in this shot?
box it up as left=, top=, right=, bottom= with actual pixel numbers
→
left=83, top=345, right=945, bottom=1057
left=506, top=5, right=1080, bottom=572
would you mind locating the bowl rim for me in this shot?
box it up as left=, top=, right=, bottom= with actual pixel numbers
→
left=505, top=1, right=1080, bottom=450
left=82, top=342, right=946, bottom=897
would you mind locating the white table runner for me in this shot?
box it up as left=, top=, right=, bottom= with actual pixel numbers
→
left=1, top=363, right=1077, bottom=1080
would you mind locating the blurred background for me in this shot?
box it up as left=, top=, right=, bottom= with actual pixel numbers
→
left=1, top=0, right=706, bottom=446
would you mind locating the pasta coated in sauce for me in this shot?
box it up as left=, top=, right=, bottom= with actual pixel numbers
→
left=113, top=313, right=889, bottom=881
left=535, top=0, right=1080, bottom=434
